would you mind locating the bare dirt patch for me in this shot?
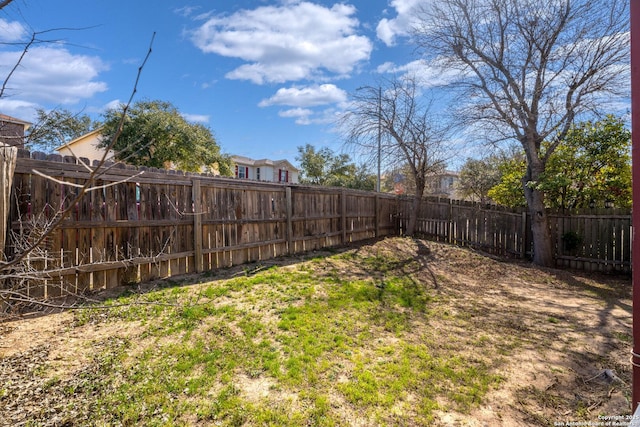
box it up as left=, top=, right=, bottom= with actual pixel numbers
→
left=419, top=243, right=632, bottom=426
left=0, top=237, right=632, bottom=426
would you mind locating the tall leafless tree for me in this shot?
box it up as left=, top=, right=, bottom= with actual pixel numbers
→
left=412, top=0, right=629, bottom=266
left=342, top=76, right=450, bottom=236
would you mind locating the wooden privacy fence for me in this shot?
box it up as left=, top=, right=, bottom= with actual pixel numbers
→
left=0, top=151, right=632, bottom=300
left=400, top=196, right=632, bottom=273
left=4, top=151, right=398, bottom=298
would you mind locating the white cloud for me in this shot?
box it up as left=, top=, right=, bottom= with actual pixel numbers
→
left=376, top=20, right=395, bottom=46
left=278, top=107, right=338, bottom=126
left=102, top=99, right=123, bottom=112
left=259, top=84, right=347, bottom=108
left=377, top=59, right=461, bottom=88
left=376, top=0, right=427, bottom=46
left=278, top=108, right=312, bottom=125
left=0, top=46, right=108, bottom=104
left=0, top=99, right=39, bottom=121
left=190, top=1, right=372, bottom=84
left=182, top=113, right=210, bottom=123
left=174, top=6, right=200, bottom=18
left=260, top=84, right=347, bottom=126
left=0, top=18, right=27, bottom=42
left=376, top=61, right=398, bottom=74
left=279, top=108, right=313, bottom=118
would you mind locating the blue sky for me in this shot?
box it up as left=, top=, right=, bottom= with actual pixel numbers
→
left=0, top=0, right=435, bottom=166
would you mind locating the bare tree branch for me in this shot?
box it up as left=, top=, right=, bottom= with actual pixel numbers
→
left=0, top=32, right=156, bottom=273
left=0, top=31, right=34, bottom=99
left=31, top=169, right=144, bottom=191
left=341, top=76, right=452, bottom=235
left=412, top=0, right=629, bottom=266
left=0, top=0, right=14, bottom=10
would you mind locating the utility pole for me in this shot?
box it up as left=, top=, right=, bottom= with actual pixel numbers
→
left=377, top=86, right=382, bottom=193
left=355, top=85, right=382, bottom=192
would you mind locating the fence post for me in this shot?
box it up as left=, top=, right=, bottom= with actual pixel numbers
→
left=286, top=186, right=293, bottom=254
left=341, top=189, right=347, bottom=244
left=0, top=144, right=17, bottom=260
left=192, top=178, right=203, bottom=273
left=448, top=198, right=454, bottom=244
left=375, top=194, right=379, bottom=238
left=521, top=211, right=527, bottom=259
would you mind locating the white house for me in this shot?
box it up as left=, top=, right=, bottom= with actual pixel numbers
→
left=427, top=170, right=459, bottom=198
left=231, top=155, right=299, bottom=184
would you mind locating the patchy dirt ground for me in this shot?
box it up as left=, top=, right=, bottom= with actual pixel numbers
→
left=349, top=238, right=632, bottom=426
left=0, top=237, right=633, bottom=426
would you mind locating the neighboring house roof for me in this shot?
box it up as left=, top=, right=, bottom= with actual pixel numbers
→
left=55, top=127, right=104, bottom=152
left=0, top=113, right=31, bottom=128
left=232, top=155, right=299, bottom=171
left=55, top=127, right=113, bottom=162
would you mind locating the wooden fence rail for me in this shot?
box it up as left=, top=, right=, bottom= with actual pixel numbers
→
left=2, top=152, right=632, bottom=300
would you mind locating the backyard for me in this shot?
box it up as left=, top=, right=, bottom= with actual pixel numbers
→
left=0, top=237, right=632, bottom=426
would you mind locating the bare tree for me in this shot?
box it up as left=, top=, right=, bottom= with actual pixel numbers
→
left=0, top=26, right=156, bottom=315
left=0, top=4, right=193, bottom=319
left=342, top=76, right=450, bottom=236
left=412, top=0, right=629, bottom=266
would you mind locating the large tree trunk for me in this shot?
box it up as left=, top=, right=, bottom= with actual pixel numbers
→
left=406, top=182, right=426, bottom=237
left=406, top=196, right=420, bottom=236
left=523, top=166, right=554, bottom=267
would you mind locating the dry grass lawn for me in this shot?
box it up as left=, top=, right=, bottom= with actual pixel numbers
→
left=0, top=237, right=632, bottom=426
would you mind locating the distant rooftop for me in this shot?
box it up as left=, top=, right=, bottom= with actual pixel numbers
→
left=231, top=155, right=299, bottom=171
left=0, top=114, right=31, bottom=126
